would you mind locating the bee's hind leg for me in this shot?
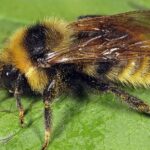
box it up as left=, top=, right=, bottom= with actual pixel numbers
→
left=108, top=86, right=150, bottom=115
left=83, top=74, right=150, bottom=115
left=14, top=74, right=24, bottom=126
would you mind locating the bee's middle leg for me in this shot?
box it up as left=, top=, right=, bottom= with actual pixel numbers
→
left=41, top=78, right=62, bottom=150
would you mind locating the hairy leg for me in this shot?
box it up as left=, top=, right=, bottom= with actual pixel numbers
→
left=108, top=86, right=150, bottom=114
left=41, top=76, right=63, bottom=150
left=83, top=74, right=150, bottom=114
left=14, top=74, right=24, bottom=126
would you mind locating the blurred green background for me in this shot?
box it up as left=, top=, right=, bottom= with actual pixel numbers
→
left=0, top=0, right=150, bottom=150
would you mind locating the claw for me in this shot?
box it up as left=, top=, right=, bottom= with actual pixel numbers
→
left=41, top=129, right=51, bottom=150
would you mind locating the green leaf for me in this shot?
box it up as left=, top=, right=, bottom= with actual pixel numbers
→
left=0, top=0, right=150, bottom=150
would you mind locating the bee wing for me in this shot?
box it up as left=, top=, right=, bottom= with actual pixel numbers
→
left=38, top=11, right=150, bottom=67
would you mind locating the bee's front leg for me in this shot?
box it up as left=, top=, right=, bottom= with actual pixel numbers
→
left=14, top=74, right=24, bottom=126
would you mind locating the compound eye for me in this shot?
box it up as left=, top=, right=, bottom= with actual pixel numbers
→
left=1, top=65, right=19, bottom=89
left=5, top=71, right=10, bottom=77
left=2, top=65, right=18, bottom=79
left=24, top=24, right=47, bottom=58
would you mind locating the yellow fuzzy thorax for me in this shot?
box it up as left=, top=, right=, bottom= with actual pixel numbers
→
left=0, top=18, right=73, bottom=93
left=3, top=28, right=48, bottom=93
left=42, top=18, right=73, bottom=51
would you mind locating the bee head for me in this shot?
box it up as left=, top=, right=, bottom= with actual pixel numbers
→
left=0, top=65, right=19, bottom=91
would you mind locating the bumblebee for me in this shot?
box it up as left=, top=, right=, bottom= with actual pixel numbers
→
left=1, top=11, right=150, bottom=150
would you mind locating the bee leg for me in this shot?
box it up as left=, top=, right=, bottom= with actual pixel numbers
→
left=108, top=86, right=150, bottom=115
left=84, top=75, right=150, bottom=115
left=41, top=80, right=58, bottom=150
left=14, top=74, right=24, bottom=126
